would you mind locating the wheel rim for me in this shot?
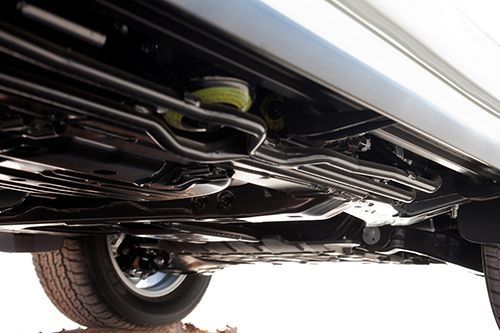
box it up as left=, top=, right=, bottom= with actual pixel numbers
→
left=107, top=234, right=186, bottom=298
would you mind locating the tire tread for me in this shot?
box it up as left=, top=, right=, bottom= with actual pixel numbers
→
left=32, top=238, right=140, bottom=329
left=482, top=244, right=500, bottom=327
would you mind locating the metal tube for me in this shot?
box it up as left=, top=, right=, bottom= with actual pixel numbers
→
left=18, top=3, right=107, bottom=47
left=255, top=146, right=441, bottom=193
left=237, top=159, right=416, bottom=203
left=0, top=72, right=246, bottom=163
left=0, top=28, right=267, bottom=156
left=301, top=165, right=415, bottom=202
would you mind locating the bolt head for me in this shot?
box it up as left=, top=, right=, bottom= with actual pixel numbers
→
left=217, top=191, right=234, bottom=212
left=362, top=227, right=381, bottom=245
left=192, top=196, right=208, bottom=212
left=154, top=256, right=165, bottom=268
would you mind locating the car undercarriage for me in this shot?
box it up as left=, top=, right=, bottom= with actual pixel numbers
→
left=0, top=0, right=499, bottom=329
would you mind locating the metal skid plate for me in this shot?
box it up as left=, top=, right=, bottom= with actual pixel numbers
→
left=161, top=236, right=440, bottom=274
left=158, top=222, right=481, bottom=273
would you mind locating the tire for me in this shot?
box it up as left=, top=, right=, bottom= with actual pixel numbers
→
left=482, top=244, right=500, bottom=328
left=32, top=237, right=211, bottom=330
